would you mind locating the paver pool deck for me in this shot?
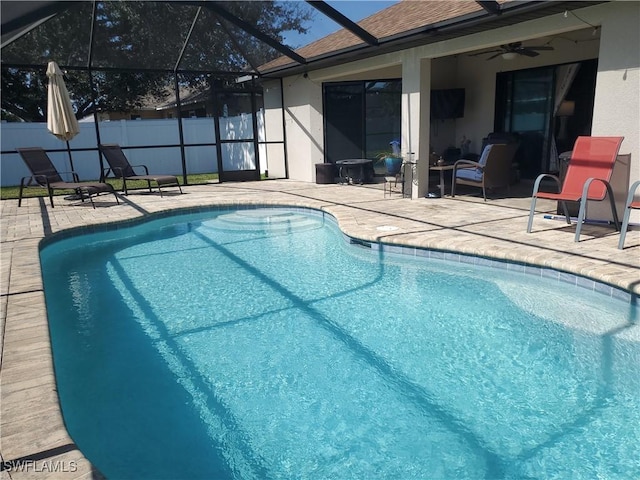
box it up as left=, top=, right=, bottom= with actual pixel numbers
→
left=1, top=180, right=639, bottom=479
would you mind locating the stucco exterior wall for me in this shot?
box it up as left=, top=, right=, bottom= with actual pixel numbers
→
left=268, top=1, right=638, bottom=204
left=429, top=57, right=459, bottom=157
left=262, top=80, right=287, bottom=178
left=281, top=75, right=324, bottom=182
left=589, top=1, right=640, bottom=220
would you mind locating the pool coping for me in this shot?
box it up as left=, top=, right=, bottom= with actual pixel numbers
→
left=39, top=203, right=637, bottom=305
left=1, top=182, right=639, bottom=478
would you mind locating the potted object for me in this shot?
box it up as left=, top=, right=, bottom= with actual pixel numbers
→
left=380, top=139, right=403, bottom=174
left=381, top=140, right=405, bottom=197
left=385, top=155, right=404, bottom=175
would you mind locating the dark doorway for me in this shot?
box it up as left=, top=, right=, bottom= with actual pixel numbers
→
left=495, top=59, right=597, bottom=179
left=554, top=59, right=598, bottom=154
left=324, top=83, right=364, bottom=163
left=323, top=80, right=401, bottom=175
left=495, top=67, right=554, bottom=180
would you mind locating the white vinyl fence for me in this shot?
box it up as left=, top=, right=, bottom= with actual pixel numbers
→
left=0, top=113, right=268, bottom=186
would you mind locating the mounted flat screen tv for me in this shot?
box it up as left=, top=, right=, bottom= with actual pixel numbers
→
left=431, top=88, right=465, bottom=119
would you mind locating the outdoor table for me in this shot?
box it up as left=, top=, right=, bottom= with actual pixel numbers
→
left=429, top=163, right=455, bottom=197
left=336, top=159, right=373, bottom=185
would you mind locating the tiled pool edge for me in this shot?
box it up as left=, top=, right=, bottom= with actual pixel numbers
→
left=39, top=203, right=637, bottom=305
left=375, top=240, right=635, bottom=304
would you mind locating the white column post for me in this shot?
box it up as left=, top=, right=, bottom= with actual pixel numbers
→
left=402, top=52, right=431, bottom=198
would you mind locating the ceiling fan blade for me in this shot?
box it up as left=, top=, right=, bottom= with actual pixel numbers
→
left=469, top=41, right=553, bottom=58
left=519, top=49, right=540, bottom=57
left=469, top=49, right=501, bottom=56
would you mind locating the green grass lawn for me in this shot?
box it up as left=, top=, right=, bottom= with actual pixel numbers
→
left=0, top=173, right=219, bottom=200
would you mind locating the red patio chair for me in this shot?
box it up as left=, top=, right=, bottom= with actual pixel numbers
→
left=527, top=136, right=624, bottom=242
left=618, top=180, right=640, bottom=249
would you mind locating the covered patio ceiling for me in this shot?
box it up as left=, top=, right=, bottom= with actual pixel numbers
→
left=1, top=0, right=604, bottom=77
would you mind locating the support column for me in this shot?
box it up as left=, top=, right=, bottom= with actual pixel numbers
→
left=590, top=2, right=639, bottom=220
left=401, top=51, right=431, bottom=198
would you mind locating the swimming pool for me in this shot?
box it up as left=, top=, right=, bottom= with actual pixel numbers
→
left=40, top=207, right=639, bottom=479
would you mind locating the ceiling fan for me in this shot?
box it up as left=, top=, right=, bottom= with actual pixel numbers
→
left=470, top=42, right=554, bottom=60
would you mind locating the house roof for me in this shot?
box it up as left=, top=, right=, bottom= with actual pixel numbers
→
left=155, top=88, right=211, bottom=112
left=259, top=0, right=603, bottom=77
left=284, top=0, right=484, bottom=62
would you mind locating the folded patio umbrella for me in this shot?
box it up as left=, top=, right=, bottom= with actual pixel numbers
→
left=46, top=60, right=79, bottom=171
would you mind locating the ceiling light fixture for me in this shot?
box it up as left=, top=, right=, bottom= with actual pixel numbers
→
left=501, top=51, right=518, bottom=60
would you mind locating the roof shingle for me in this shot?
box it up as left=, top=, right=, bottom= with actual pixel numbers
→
left=261, top=0, right=485, bottom=71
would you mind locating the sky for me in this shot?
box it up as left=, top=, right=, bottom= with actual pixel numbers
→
left=282, top=1, right=399, bottom=47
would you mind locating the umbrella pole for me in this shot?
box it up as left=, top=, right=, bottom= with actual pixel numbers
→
left=65, top=140, right=75, bottom=172
left=62, top=140, right=83, bottom=201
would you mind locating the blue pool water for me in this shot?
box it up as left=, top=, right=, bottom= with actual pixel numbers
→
left=40, top=208, right=639, bottom=480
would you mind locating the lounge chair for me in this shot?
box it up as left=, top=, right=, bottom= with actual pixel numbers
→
left=527, top=136, right=623, bottom=242
left=17, top=147, right=119, bottom=208
left=99, top=144, right=182, bottom=196
left=618, top=180, right=640, bottom=249
left=451, top=143, right=518, bottom=201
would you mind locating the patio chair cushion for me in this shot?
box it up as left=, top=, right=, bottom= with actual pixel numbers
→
left=455, top=167, right=482, bottom=182
left=455, top=144, right=494, bottom=182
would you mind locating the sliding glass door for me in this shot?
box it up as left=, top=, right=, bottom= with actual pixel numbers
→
left=496, top=67, right=554, bottom=179
left=496, top=61, right=597, bottom=179
left=324, top=83, right=364, bottom=163
left=324, top=80, right=401, bottom=175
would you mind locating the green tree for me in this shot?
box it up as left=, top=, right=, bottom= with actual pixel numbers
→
left=1, top=68, right=47, bottom=122
left=1, top=0, right=312, bottom=121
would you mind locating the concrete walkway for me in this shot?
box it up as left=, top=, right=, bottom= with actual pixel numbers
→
left=1, top=180, right=638, bottom=479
